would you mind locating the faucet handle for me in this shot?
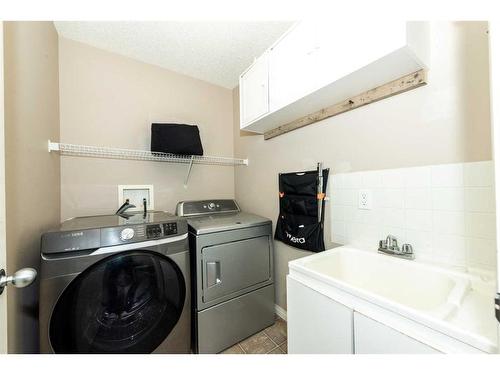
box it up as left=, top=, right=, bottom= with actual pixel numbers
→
left=402, top=243, right=413, bottom=254
left=386, top=235, right=398, bottom=249
left=379, top=239, right=387, bottom=250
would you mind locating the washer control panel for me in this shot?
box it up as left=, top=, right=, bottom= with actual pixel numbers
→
left=41, top=213, right=188, bottom=254
left=163, top=222, right=178, bottom=235
left=99, top=219, right=186, bottom=247
left=146, top=224, right=162, bottom=239
left=120, top=228, right=135, bottom=241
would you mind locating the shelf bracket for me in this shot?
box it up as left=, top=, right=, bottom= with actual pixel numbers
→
left=184, top=156, right=195, bottom=188
left=48, top=140, right=60, bottom=152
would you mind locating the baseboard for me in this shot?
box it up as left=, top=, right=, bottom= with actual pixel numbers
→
left=274, top=304, right=287, bottom=321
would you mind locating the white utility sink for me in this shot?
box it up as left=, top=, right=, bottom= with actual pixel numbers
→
left=298, top=247, right=470, bottom=317
left=288, top=245, right=497, bottom=353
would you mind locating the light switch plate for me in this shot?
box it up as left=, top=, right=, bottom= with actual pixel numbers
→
left=118, top=185, right=154, bottom=211
left=358, top=189, right=372, bottom=210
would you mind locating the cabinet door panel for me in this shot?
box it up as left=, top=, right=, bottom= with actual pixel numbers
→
left=287, top=276, right=353, bottom=354
left=354, top=312, right=440, bottom=354
left=268, top=22, right=318, bottom=112
left=314, top=21, right=407, bottom=90
left=240, top=52, right=269, bottom=126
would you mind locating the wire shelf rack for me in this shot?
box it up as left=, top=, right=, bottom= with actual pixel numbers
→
left=48, top=141, right=248, bottom=166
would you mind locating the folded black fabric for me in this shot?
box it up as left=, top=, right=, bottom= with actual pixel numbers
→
left=151, top=123, right=204, bottom=155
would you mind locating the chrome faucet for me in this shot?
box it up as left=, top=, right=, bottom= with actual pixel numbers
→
left=378, top=235, right=414, bottom=260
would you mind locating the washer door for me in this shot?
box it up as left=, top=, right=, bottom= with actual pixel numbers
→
left=49, top=251, right=185, bottom=353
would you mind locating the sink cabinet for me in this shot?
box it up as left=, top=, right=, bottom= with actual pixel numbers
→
left=286, top=246, right=495, bottom=354
left=287, top=277, right=353, bottom=354
left=354, top=312, right=440, bottom=354
left=287, top=276, right=441, bottom=354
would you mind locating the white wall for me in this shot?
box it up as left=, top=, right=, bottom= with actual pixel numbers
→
left=233, top=22, right=492, bottom=309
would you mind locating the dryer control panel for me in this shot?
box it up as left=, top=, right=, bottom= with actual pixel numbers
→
left=176, top=199, right=240, bottom=217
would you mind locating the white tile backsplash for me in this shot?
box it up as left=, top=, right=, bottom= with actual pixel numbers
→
left=331, top=161, right=496, bottom=271
left=404, top=188, right=432, bottom=209
left=431, top=188, right=465, bottom=211
left=430, top=163, right=463, bottom=187
left=343, top=172, right=362, bottom=189
left=405, top=209, right=433, bottom=231
left=466, top=237, right=496, bottom=269
left=361, top=171, right=383, bottom=189
left=378, top=189, right=405, bottom=208
left=381, top=208, right=405, bottom=227
left=331, top=220, right=346, bottom=238
left=331, top=204, right=345, bottom=222
left=380, top=169, right=406, bottom=189
left=404, top=166, right=431, bottom=188
left=332, top=189, right=354, bottom=206
left=464, top=187, right=495, bottom=213
left=432, top=211, right=465, bottom=236
left=464, top=161, right=494, bottom=187
left=465, top=212, right=496, bottom=240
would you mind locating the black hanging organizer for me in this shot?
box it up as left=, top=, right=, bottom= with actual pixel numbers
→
left=275, top=163, right=329, bottom=252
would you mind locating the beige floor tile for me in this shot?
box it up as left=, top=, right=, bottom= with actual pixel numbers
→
left=279, top=341, right=287, bottom=354
left=239, top=331, right=276, bottom=354
left=264, top=319, right=287, bottom=345
left=268, top=346, right=285, bottom=354
left=221, top=344, right=244, bottom=354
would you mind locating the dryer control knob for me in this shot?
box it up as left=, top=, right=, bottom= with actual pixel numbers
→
left=208, top=202, right=216, bottom=210
left=120, top=228, right=135, bottom=241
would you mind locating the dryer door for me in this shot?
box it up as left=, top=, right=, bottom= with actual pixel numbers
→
left=49, top=250, right=185, bottom=353
left=201, top=236, right=271, bottom=303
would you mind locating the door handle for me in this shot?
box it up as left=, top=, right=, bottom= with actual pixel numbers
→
left=0, top=268, right=37, bottom=295
left=495, top=293, right=500, bottom=323
left=206, top=261, right=221, bottom=288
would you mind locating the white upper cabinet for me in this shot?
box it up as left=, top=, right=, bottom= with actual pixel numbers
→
left=239, top=21, right=429, bottom=133
left=268, top=22, right=318, bottom=112
left=313, top=21, right=407, bottom=87
left=239, top=51, right=269, bottom=127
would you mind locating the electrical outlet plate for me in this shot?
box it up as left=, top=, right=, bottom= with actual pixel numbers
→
left=118, top=185, right=154, bottom=211
left=358, top=189, right=372, bottom=210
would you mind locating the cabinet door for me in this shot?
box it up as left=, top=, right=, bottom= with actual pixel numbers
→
left=239, top=52, right=269, bottom=127
left=314, top=21, right=407, bottom=90
left=268, top=21, right=318, bottom=112
left=354, top=312, right=440, bottom=354
left=287, top=276, right=353, bottom=354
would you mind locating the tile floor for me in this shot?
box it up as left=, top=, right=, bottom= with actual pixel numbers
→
left=221, top=317, right=287, bottom=354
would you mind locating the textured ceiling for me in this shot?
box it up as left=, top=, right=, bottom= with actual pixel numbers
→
left=54, top=21, right=294, bottom=89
